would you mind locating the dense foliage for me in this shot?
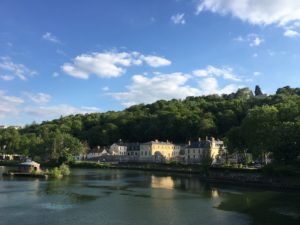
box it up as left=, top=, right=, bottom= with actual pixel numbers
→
left=1, top=86, right=300, bottom=165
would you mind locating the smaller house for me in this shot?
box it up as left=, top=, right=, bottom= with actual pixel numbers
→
left=184, top=137, right=223, bottom=164
left=109, top=141, right=127, bottom=156
left=19, top=161, right=40, bottom=173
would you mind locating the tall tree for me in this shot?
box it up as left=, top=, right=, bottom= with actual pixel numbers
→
left=254, top=85, right=263, bottom=96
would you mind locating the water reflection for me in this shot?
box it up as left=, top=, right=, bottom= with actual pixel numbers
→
left=151, top=175, right=174, bottom=190
left=211, top=188, right=220, bottom=198
left=0, top=168, right=299, bottom=225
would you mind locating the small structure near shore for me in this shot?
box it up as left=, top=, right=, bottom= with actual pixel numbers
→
left=19, top=160, right=40, bottom=173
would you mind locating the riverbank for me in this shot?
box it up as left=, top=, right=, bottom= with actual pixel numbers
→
left=2, top=160, right=300, bottom=190
left=70, top=161, right=300, bottom=190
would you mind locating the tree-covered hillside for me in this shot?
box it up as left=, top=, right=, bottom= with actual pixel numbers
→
left=1, top=86, right=300, bottom=165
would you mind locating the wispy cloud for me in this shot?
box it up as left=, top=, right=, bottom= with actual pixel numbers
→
left=23, top=92, right=52, bottom=104
left=0, top=90, right=24, bottom=118
left=171, top=13, right=186, bottom=25
left=192, top=65, right=241, bottom=81
left=24, top=105, right=99, bottom=118
left=1, top=74, right=14, bottom=81
left=234, top=34, right=264, bottom=47
left=102, top=86, right=110, bottom=91
left=0, top=89, right=100, bottom=123
left=0, top=57, right=37, bottom=80
left=42, top=32, right=61, bottom=43
left=253, top=71, right=262, bottom=76
left=62, top=51, right=171, bottom=79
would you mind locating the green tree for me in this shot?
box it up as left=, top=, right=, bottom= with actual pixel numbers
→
left=254, top=85, right=263, bottom=96
left=240, top=106, right=278, bottom=164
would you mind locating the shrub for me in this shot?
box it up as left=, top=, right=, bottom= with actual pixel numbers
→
left=51, top=167, right=62, bottom=178
left=59, top=163, right=70, bottom=176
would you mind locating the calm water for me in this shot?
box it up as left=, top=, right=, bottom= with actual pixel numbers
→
left=0, top=167, right=299, bottom=225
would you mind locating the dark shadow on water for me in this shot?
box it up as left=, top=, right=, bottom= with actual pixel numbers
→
left=216, top=191, right=300, bottom=225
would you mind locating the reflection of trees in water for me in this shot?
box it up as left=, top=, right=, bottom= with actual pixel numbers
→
left=217, top=191, right=300, bottom=225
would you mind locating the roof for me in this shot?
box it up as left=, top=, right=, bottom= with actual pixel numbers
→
left=188, top=140, right=211, bottom=148
left=126, top=143, right=140, bottom=151
left=20, top=161, right=40, bottom=166
left=142, top=141, right=173, bottom=145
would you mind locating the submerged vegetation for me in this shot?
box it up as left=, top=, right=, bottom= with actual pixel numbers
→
left=0, top=86, right=300, bottom=167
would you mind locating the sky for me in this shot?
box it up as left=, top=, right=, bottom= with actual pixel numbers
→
left=1, top=0, right=300, bottom=125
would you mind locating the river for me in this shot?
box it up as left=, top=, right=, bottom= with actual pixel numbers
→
left=0, top=167, right=299, bottom=225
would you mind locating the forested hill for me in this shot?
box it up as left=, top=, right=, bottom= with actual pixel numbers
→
left=1, top=85, right=300, bottom=164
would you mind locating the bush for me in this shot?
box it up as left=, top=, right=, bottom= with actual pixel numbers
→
left=51, top=167, right=62, bottom=178
left=59, top=163, right=70, bottom=176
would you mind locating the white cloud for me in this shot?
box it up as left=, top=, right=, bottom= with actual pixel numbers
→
left=111, top=71, right=242, bottom=106
left=249, top=36, right=264, bottom=47
left=0, top=90, right=99, bottom=123
left=284, top=29, right=300, bottom=37
left=23, top=92, right=52, bottom=104
left=253, top=71, right=262, bottom=76
left=111, top=73, right=200, bottom=106
left=252, top=53, right=258, bottom=58
left=141, top=55, right=171, bottom=67
left=1, top=75, right=14, bottom=81
left=0, top=57, right=37, bottom=80
left=234, top=36, right=244, bottom=42
left=197, top=0, right=300, bottom=26
left=0, top=91, right=23, bottom=118
left=192, top=65, right=241, bottom=81
left=52, top=72, right=59, bottom=77
left=171, top=13, right=186, bottom=25
left=24, top=105, right=99, bottom=118
left=42, top=32, right=60, bottom=43
left=62, top=51, right=171, bottom=79
left=198, top=77, right=240, bottom=95
left=234, top=34, right=264, bottom=47
left=102, top=86, right=110, bottom=91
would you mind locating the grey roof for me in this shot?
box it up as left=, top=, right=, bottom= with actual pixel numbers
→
left=188, top=140, right=211, bottom=148
left=125, top=143, right=140, bottom=151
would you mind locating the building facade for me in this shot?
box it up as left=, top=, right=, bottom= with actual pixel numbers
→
left=109, top=143, right=127, bottom=156
left=184, top=137, right=223, bottom=164
left=140, top=140, right=180, bottom=162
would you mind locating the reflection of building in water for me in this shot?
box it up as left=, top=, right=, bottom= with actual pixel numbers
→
left=211, top=188, right=220, bottom=198
left=151, top=176, right=175, bottom=190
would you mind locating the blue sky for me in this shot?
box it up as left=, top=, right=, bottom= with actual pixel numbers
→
left=1, top=0, right=300, bottom=125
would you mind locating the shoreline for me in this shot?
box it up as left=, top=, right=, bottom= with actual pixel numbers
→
left=2, top=160, right=300, bottom=190
left=70, top=161, right=300, bottom=191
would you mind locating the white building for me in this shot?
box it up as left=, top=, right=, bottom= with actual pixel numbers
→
left=140, top=140, right=181, bottom=162
left=109, top=143, right=127, bottom=156
left=184, top=137, right=223, bottom=164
